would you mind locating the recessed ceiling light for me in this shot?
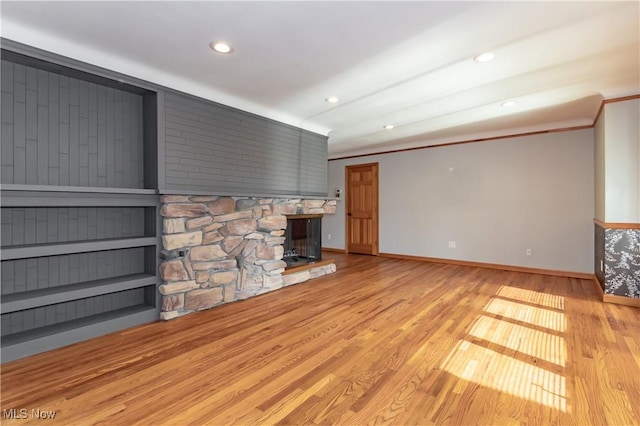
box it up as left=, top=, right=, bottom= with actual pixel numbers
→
left=383, top=124, right=395, bottom=130
left=501, top=100, right=517, bottom=107
left=325, top=96, right=340, bottom=103
left=210, top=41, right=234, bottom=54
left=473, top=52, right=495, bottom=63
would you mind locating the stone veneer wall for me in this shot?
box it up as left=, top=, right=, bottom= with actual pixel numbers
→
left=158, top=195, right=337, bottom=320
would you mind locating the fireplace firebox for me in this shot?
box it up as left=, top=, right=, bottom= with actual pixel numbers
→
left=284, top=215, right=322, bottom=269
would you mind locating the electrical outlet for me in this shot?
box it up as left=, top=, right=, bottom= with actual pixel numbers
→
left=327, top=233, right=332, bottom=240
left=526, top=248, right=532, bottom=256
left=448, top=241, right=456, bottom=249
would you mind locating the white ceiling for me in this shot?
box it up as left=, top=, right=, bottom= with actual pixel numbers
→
left=2, top=1, right=638, bottom=158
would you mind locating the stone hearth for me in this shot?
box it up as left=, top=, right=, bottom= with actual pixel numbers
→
left=158, top=195, right=337, bottom=320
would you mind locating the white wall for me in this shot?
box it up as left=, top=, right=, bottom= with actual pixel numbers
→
left=594, top=109, right=606, bottom=222
left=604, top=99, right=640, bottom=223
left=324, top=128, right=595, bottom=273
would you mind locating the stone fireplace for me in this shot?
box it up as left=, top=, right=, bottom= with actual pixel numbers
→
left=158, top=196, right=336, bottom=320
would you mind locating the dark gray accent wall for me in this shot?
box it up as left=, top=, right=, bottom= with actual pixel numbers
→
left=1, top=59, right=145, bottom=188
left=162, top=92, right=328, bottom=196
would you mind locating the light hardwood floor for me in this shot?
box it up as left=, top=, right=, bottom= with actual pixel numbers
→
left=2, top=253, right=639, bottom=425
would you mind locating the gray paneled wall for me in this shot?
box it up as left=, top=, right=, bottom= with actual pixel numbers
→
left=1, top=59, right=145, bottom=188
left=299, top=133, right=330, bottom=195
left=1, top=248, right=146, bottom=295
left=163, top=92, right=328, bottom=196
left=1, top=288, right=146, bottom=337
left=0, top=207, right=146, bottom=246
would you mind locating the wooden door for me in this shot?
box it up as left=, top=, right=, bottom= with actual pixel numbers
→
left=346, top=163, right=379, bottom=255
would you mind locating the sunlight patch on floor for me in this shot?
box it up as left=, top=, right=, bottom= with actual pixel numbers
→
left=440, top=285, right=569, bottom=412
left=441, top=339, right=568, bottom=411
left=468, top=315, right=566, bottom=366
left=484, top=298, right=566, bottom=332
left=496, top=286, right=565, bottom=310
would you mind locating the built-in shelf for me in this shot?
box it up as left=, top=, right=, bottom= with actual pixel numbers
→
left=1, top=305, right=157, bottom=362
left=1, top=237, right=157, bottom=261
left=0, top=184, right=158, bottom=195
left=2, top=304, right=154, bottom=347
left=0, top=190, right=159, bottom=207
left=1, top=274, right=157, bottom=314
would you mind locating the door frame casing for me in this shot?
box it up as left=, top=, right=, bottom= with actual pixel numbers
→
left=345, top=162, right=379, bottom=255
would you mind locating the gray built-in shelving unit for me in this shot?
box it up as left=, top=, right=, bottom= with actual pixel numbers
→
left=1, top=45, right=161, bottom=362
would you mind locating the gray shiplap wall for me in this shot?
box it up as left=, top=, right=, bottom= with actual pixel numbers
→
left=0, top=207, right=146, bottom=246
left=1, top=59, right=145, bottom=188
left=1, top=288, right=145, bottom=337
left=1, top=248, right=146, bottom=295
left=163, top=92, right=328, bottom=196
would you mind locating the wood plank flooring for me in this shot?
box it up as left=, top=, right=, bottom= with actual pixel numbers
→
left=2, top=253, right=639, bottom=425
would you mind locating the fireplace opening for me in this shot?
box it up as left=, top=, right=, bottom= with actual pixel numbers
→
left=284, top=214, right=322, bottom=269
